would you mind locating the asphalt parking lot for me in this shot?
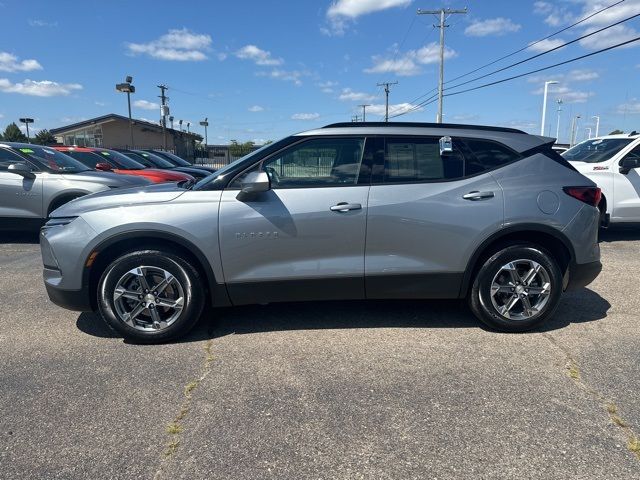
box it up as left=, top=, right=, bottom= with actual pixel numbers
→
left=1, top=229, right=639, bottom=479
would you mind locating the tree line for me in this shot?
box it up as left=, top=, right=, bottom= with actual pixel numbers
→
left=0, top=122, right=57, bottom=145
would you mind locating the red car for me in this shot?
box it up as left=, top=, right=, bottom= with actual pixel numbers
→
left=53, top=146, right=194, bottom=183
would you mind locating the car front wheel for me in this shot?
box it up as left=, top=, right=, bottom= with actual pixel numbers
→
left=97, top=249, right=205, bottom=343
left=469, top=245, right=563, bottom=332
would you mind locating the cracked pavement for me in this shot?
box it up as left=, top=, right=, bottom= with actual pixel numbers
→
left=1, top=228, right=639, bottom=479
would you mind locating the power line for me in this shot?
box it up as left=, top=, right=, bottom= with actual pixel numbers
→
left=445, top=35, right=640, bottom=98
left=390, top=34, right=640, bottom=119
left=390, top=0, right=627, bottom=118
left=445, top=0, right=626, bottom=85
left=445, top=10, right=640, bottom=92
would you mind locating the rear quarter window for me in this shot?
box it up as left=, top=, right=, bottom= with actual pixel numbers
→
left=460, top=139, right=521, bottom=175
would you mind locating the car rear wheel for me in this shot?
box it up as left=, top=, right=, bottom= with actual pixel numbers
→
left=97, top=249, right=204, bottom=343
left=469, top=245, right=563, bottom=332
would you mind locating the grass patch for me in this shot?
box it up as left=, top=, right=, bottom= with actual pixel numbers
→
left=166, top=423, right=183, bottom=435
left=567, top=361, right=580, bottom=381
left=184, top=381, right=198, bottom=396
left=164, top=440, right=179, bottom=457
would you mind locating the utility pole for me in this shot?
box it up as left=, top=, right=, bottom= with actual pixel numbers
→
left=351, top=115, right=360, bottom=122
left=377, top=81, right=398, bottom=122
left=555, top=99, right=563, bottom=141
left=358, top=104, right=371, bottom=122
left=417, top=7, right=467, bottom=123
left=157, top=84, right=169, bottom=150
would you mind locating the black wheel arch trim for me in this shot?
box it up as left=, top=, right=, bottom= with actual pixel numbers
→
left=82, top=229, right=231, bottom=308
left=459, top=223, right=576, bottom=298
left=47, top=190, right=91, bottom=215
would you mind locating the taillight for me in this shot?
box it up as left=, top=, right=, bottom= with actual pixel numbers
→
left=563, top=186, right=602, bottom=207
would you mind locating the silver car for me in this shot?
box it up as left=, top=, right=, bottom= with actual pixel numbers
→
left=0, top=142, right=150, bottom=230
left=40, top=123, right=602, bottom=343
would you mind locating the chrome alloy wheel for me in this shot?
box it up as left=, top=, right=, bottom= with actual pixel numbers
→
left=112, top=266, right=185, bottom=332
left=489, top=259, right=551, bottom=321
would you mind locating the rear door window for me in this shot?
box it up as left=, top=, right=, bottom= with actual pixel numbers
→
left=381, top=136, right=464, bottom=183
left=460, top=139, right=521, bottom=175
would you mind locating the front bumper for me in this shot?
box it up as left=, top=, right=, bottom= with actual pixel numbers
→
left=565, top=260, right=602, bottom=291
left=44, top=270, right=93, bottom=311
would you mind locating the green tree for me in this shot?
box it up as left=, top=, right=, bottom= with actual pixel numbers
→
left=2, top=122, right=28, bottom=142
left=609, top=129, right=624, bottom=135
left=34, top=129, right=57, bottom=145
left=229, top=140, right=256, bottom=157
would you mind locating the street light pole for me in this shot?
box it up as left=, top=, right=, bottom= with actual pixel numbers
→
left=19, top=118, right=34, bottom=142
left=199, top=117, right=209, bottom=146
left=586, top=127, right=592, bottom=139
left=358, top=104, right=370, bottom=122
left=570, top=115, right=581, bottom=147
left=541, top=80, right=559, bottom=136
left=592, top=115, right=600, bottom=137
left=116, top=76, right=135, bottom=148
left=555, top=99, right=563, bottom=141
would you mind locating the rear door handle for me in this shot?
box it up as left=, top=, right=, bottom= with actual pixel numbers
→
left=462, top=191, right=495, bottom=201
left=330, top=202, right=362, bottom=212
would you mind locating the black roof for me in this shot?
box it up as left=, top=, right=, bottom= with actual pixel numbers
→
left=322, top=122, right=526, bottom=134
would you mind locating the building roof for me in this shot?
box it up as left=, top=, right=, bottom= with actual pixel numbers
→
left=50, top=113, right=202, bottom=140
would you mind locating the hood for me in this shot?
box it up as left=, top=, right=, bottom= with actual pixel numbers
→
left=171, top=166, right=211, bottom=178
left=50, top=181, right=186, bottom=217
left=60, top=170, right=151, bottom=187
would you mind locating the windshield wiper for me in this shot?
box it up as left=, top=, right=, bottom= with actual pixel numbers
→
left=179, top=178, right=196, bottom=189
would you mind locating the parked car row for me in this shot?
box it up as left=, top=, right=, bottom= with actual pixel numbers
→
left=0, top=142, right=212, bottom=229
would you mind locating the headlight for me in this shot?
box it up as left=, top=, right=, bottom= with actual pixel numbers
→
left=44, top=217, right=78, bottom=228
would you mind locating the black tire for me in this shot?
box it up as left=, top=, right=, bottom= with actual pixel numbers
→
left=468, top=244, right=563, bottom=332
left=97, top=249, right=205, bottom=343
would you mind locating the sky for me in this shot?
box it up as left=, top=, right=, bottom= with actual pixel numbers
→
left=0, top=0, right=639, bottom=144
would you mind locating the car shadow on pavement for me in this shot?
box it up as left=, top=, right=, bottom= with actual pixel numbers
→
left=76, top=288, right=611, bottom=343
left=599, top=224, right=640, bottom=242
left=0, top=231, right=40, bottom=244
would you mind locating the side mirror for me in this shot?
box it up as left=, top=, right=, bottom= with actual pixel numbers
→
left=7, top=162, right=36, bottom=179
left=241, top=171, right=271, bottom=194
left=439, top=136, right=453, bottom=156
left=95, top=162, right=113, bottom=171
left=619, top=157, right=640, bottom=175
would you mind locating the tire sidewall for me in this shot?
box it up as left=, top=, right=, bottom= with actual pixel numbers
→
left=97, top=250, right=203, bottom=343
left=472, top=245, right=563, bottom=332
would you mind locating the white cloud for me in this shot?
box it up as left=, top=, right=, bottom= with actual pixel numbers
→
left=324, top=0, right=411, bottom=35
left=28, top=19, right=57, bottom=27
left=94, top=101, right=106, bottom=106
left=527, top=38, right=566, bottom=52
left=256, top=69, right=306, bottom=86
left=127, top=28, right=212, bottom=61
left=616, top=99, right=640, bottom=114
left=0, top=78, right=82, bottom=97
left=364, top=42, right=456, bottom=76
left=579, top=24, right=639, bottom=50
left=248, top=105, right=264, bottom=112
left=0, top=52, right=42, bottom=72
left=291, top=113, right=320, bottom=120
left=464, top=18, right=521, bottom=37
left=531, top=85, right=594, bottom=103
left=528, top=69, right=599, bottom=84
left=338, top=88, right=376, bottom=102
left=533, top=1, right=573, bottom=27
left=318, top=80, right=338, bottom=93
left=368, top=103, right=423, bottom=118
left=133, top=99, right=159, bottom=110
left=235, top=45, right=283, bottom=66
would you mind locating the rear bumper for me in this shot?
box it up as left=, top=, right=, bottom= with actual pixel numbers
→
left=565, top=260, right=602, bottom=291
left=44, top=268, right=93, bottom=311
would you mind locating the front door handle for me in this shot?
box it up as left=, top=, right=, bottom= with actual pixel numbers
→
left=330, top=202, right=362, bottom=212
left=462, top=191, right=495, bottom=201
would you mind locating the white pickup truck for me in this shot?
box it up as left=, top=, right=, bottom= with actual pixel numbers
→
left=564, top=133, right=640, bottom=226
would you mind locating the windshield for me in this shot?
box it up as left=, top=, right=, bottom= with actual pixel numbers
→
left=133, top=150, right=175, bottom=168
left=13, top=146, right=90, bottom=173
left=97, top=150, right=145, bottom=169
left=563, top=138, right=633, bottom=163
left=150, top=150, right=190, bottom=167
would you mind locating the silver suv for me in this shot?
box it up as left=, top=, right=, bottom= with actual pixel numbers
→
left=1, top=142, right=150, bottom=230
left=40, top=123, right=602, bottom=343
